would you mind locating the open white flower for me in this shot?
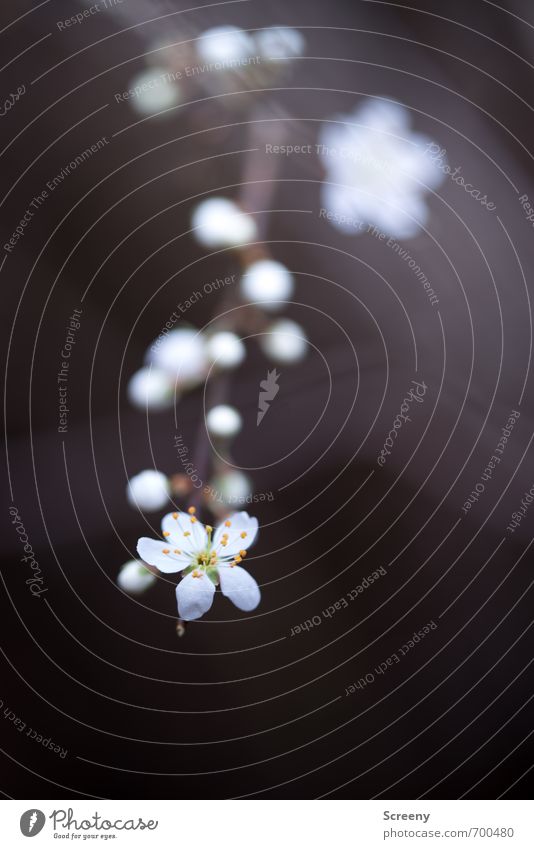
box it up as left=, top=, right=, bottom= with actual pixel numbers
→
left=319, top=97, right=445, bottom=239
left=137, top=508, right=260, bottom=620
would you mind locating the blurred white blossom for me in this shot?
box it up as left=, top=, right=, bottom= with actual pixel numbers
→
left=147, top=327, right=208, bottom=388
left=206, top=404, right=242, bottom=439
left=210, top=470, right=252, bottom=503
left=197, top=26, right=256, bottom=65
left=206, top=331, right=245, bottom=369
left=117, top=560, right=156, bottom=594
left=256, top=27, right=305, bottom=62
left=319, top=97, right=445, bottom=239
left=128, top=68, right=180, bottom=116
left=261, top=318, right=307, bottom=363
left=240, top=259, right=294, bottom=310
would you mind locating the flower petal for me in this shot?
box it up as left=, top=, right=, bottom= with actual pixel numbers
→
left=137, top=537, right=190, bottom=573
left=161, top=511, right=207, bottom=553
left=218, top=564, right=261, bottom=612
left=213, top=511, right=259, bottom=558
left=176, top=572, right=215, bottom=620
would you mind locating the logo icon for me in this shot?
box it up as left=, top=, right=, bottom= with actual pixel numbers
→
left=257, top=368, right=280, bottom=425
left=20, top=810, right=45, bottom=837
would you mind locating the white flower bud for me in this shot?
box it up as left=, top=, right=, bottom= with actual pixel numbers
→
left=210, top=471, right=252, bottom=503
left=206, top=331, right=245, bottom=369
left=117, top=560, right=156, bottom=594
left=256, top=27, right=305, bottom=62
left=127, top=470, right=170, bottom=511
left=206, top=404, right=242, bottom=438
left=128, top=68, right=181, bottom=115
left=192, top=197, right=257, bottom=249
left=127, top=366, right=174, bottom=410
left=260, top=319, right=308, bottom=363
left=197, top=26, right=255, bottom=65
left=147, top=328, right=207, bottom=387
left=240, top=259, right=294, bottom=311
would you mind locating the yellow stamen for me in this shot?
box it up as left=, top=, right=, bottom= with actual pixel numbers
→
left=239, top=550, right=247, bottom=557
left=163, top=531, right=170, bottom=537
left=206, top=525, right=213, bottom=533
left=192, top=570, right=201, bottom=578
left=172, top=512, right=178, bottom=520
left=188, top=506, right=196, bottom=515
left=234, top=556, right=242, bottom=564
left=240, top=531, right=247, bottom=539
left=190, top=516, right=197, bottom=524
left=225, top=520, right=231, bottom=527
left=162, top=548, right=170, bottom=554
left=184, top=531, right=191, bottom=537
left=173, top=549, right=181, bottom=554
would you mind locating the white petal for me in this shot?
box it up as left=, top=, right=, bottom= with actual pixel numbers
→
left=213, top=511, right=259, bottom=557
left=218, top=565, right=260, bottom=611
left=176, top=572, right=215, bottom=620
left=137, top=537, right=190, bottom=573
left=161, top=511, right=207, bottom=553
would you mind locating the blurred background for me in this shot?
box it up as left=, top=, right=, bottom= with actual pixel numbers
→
left=1, top=0, right=534, bottom=799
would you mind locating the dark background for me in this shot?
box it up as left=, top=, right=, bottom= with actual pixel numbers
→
left=1, top=0, right=534, bottom=799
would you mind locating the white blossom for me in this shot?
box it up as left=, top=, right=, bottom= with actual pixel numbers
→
left=319, top=97, right=445, bottom=239
left=127, top=366, right=174, bottom=410
left=206, top=404, right=242, bottom=439
left=206, top=331, right=245, bottom=369
left=260, top=319, right=307, bottom=363
left=117, top=560, right=156, bottom=594
left=147, top=328, right=208, bottom=388
left=127, top=470, right=170, bottom=512
left=191, top=197, right=257, bottom=249
left=137, top=509, right=260, bottom=620
left=240, top=259, right=294, bottom=311
left=128, top=68, right=180, bottom=116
